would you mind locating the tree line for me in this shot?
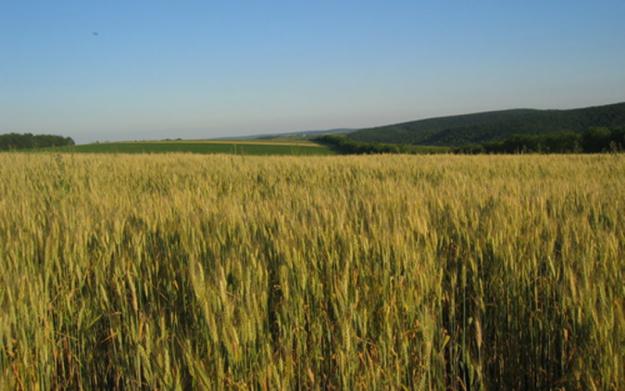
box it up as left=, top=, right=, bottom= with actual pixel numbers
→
left=0, top=133, right=75, bottom=151
left=459, top=127, right=625, bottom=154
left=314, top=135, right=449, bottom=154
left=317, top=127, right=625, bottom=155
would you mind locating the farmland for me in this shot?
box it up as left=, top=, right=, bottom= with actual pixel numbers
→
left=44, top=139, right=335, bottom=156
left=1, top=153, right=624, bottom=389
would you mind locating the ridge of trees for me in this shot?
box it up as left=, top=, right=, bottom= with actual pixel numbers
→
left=348, top=102, right=625, bottom=146
left=316, top=127, right=625, bottom=155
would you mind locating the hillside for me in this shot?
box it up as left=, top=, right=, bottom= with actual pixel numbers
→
left=348, top=102, right=625, bottom=146
left=256, top=128, right=354, bottom=139
left=219, top=128, right=354, bottom=141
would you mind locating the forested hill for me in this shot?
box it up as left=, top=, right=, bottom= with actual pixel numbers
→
left=348, top=102, right=625, bottom=146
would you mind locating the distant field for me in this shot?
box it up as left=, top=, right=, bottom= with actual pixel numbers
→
left=45, top=140, right=335, bottom=155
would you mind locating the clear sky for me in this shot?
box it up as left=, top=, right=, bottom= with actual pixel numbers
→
left=1, top=1, right=624, bottom=143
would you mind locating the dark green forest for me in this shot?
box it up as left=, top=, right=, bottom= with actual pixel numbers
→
left=461, top=127, right=625, bottom=153
left=348, top=102, right=625, bottom=146
left=317, top=127, right=625, bottom=155
left=315, top=135, right=450, bottom=154
left=0, top=133, right=75, bottom=151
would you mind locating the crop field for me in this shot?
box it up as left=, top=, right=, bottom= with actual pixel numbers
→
left=0, top=153, right=624, bottom=389
left=44, top=140, right=335, bottom=156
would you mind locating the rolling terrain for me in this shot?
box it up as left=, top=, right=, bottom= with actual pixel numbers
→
left=348, top=102, right=625, bottom=146
left=220, top=128, right=353, bottom=140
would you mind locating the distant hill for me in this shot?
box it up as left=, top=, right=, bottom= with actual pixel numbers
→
left=348, top=102, right=625, bottom=146
left=261, top=128, right=354, bottom=139
left=219, top=128, right=354, bottom=141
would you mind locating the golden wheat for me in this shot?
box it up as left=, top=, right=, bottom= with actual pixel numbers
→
left=0, top=153, right=623, bottom=389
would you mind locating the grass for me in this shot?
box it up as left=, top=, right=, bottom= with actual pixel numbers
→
left=0, top=153, right=624, bottom=389
left=43, top=140, right=335, bottom=155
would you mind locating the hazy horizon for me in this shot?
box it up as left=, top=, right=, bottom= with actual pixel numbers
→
left=2, top=1, right=625, bottom=144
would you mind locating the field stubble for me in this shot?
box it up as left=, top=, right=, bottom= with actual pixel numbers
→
left=0, top=153, right=623, bottom=389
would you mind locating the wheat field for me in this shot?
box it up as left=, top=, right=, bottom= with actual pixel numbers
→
left=0, top=153, right=623, bottom=390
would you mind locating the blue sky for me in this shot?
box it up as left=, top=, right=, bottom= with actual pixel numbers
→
left=1, top=1, right=624, bottom=143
